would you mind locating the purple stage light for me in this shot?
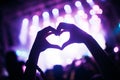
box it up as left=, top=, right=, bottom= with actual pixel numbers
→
left=64, top=4, right=72, bottom=14
left=52, top=8, right=59, bottom=18
left=19, top=18, right=29, bottom=45
left=114, top=46, right=119, bottom=53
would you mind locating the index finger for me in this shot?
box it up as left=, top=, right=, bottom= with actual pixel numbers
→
left=38, top=26, right=56, bottom=37
left=57, top=22, right=78, bottom=32
left=57, top=23, right=71, bottom=31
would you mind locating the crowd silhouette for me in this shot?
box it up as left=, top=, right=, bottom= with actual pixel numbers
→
left=1, top=22, right=120, bottom=80
left=5, top=50, right=25, bottom=80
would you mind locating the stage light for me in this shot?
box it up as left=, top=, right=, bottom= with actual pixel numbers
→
left=77, top=10, right=85, bottom=16
left=75, top=60, right=82, bottom=67
left=119, top=23, right=120, bottom=28
left=19, top=18, right=29, bottom=45
left=86, top=0, right=93, bottom=3
left=32, top=15, right=39, bottom=26
left=22, top=18, right=29, bottom=27
left=93, top=5, right=100, bottom=11
left=29, top=15, right=41, bottom=48
left=114, top=46, right=119, bottom=53
left=42, top=11, right=51, bottom=27
left=89, top=9, right=96, bottom=15
left=42, top=11, right=50, bottom=20
left=97, top=9, right=103, bottom=14
left=43, top=21, right=51, bottom=27
left=52, top=8, right=59, bottom=18
left=64, top=4, right=72, bottom=14
left=89, top=15, right=102, bottom=33
left=86, top=0, right=94, bottom=6
left=29, top=25, right=40, bottom=36
left=56, top=16, right=64, bottom=26
left=64, top=14, right=75, bottom=24
left=89, top=15, right=101, bottom=25
left=75, top=1, right=83, bottom=9
left=92, top=5, right=103, bottom=14
left=17, top=0, right=106, bottom=72
left=74, top=11, right=89, bottom=33
left=16, top=50, right=28, bottom=61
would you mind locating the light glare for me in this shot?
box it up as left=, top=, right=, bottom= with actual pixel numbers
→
left=86, top=0, right=94, bottom=6
left=42, top=11, right=50, bottom=20
left=75, top=60, right=82, bottom=67
left=19, top=18, right=29, bottom=45
left=114, top=46, right=119, bottom=53
left=75, top=1, right=82, bottom=8
left=32, top=15, right=39, bottom=26
left=89, top=9, right=96, bottom=15
left=64, top=4, right=72, bottom=14
left=52, top=8, right=59, bottom=17
left=86, top=0, right=93, bottom=3
left=64, top=14, right=75, bottom=24
left=93, top=5, right=100, bottom=11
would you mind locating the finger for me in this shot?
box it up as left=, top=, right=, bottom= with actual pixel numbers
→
left=57, top=23, right=77, bottom=33
left=57, top=22, right=70, bottom=31
left=61, top=40, right=74, bottom=50
left=38, top=26, right=56, bottom=37
left=42, top=26, right=56, bottom=34
left=50, top=45, right=61, bottom=50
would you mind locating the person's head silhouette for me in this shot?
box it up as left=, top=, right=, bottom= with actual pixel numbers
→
left=5, top=50, right=24, bottom=80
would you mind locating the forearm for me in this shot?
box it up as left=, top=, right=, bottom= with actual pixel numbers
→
left=24, top=46, right=41, bottom=80
left=84, top=36, right=119, bottom=80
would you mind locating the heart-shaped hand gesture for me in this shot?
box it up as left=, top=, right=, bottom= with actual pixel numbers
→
left=27, top=22, right=92, bottom=68
left=26, top=23, right=118, bottom=80
left=25, top=26, right=61, bottom=80
left=30, top=26, right=60, bottom=54
left=57, top=22, right=91, bottom=49
left=30, top=22, right=92, bottom=56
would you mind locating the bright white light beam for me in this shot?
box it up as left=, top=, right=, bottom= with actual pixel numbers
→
left=32, top=15, right=39, bottom=26
left=42, top=11, right=50, bottom=20
left=19, top=18, right=29, bottom=45
left=75, top=1, right=83, bottom=10
left=52, top=8, right=59, bottom=18
left=86, top=0, right=94, bottom=6
left=64, top=4, right=72, bottom=14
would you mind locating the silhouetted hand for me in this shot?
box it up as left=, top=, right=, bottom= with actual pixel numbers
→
left=57, top=22, right=91, bottom=49
left=24, top=26, right=60, bottom=80
left=32, top=26, right=60, bottom=53
left=57, top=23, right=120, bottom=80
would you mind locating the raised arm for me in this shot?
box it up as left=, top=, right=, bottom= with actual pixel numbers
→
left=24, top=26, right=59, bottom=80
left=57, top=22, right=120, bottom=80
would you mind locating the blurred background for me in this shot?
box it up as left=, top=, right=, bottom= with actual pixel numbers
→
left=0, top=0, right=120, bottom=74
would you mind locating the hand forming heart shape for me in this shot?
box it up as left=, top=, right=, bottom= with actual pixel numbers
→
left=33, top=22, right=90, bottom=52
left=46, top=31, right=70, bottom=48
left=44, top=22, right=89, bottom=50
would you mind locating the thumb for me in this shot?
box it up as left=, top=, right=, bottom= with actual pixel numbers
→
left=61, top=40, right=74, bottom=50
left=49, top=44, right=61, bottom=50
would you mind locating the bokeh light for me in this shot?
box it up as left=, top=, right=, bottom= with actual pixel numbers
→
left=19, top=18, right=29, bottom=45
left=64, top=4, right=72, bottom=14
left=114, top=46, right=119, bottom=53
left=52, top=8, right=59, bottom=18
left=75, top=1, right=83, bottom=9
left=17, top=1, right=106, bottom=71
